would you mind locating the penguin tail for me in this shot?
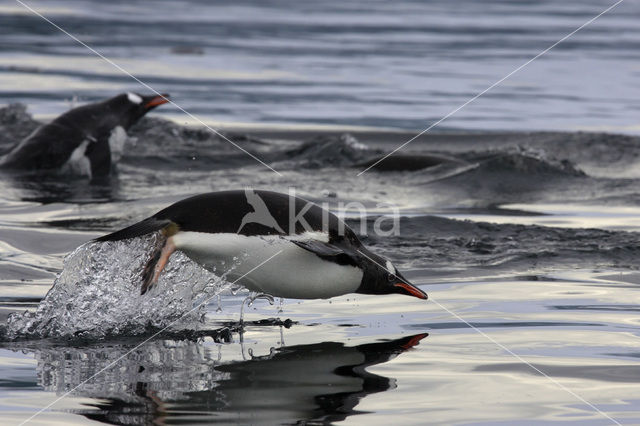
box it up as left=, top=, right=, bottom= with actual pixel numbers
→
left=94, top=218, right=175, bottom=242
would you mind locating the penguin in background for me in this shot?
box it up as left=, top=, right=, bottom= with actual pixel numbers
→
left=0, top=92, right=169, bottom=178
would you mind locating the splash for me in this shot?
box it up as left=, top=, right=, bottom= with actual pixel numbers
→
left=280, top=133, right=374, bottom=169
left=3, top=233, right=232, bottom=340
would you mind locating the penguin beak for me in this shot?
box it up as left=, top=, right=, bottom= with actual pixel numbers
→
left=143, top=93, right=170, bottom=109
left=400, top=333, right=429, bottom=350
left=394, top=282, right=428, bottom=300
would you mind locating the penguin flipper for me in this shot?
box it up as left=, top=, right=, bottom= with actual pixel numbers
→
left=290, top=240, right=358, bottom=266
left=85, top=136, right=111, bottom=177
left=94, top=218, right=176, bottom=242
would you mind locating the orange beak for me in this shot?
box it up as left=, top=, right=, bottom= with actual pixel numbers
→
left=394, top=282, right=428, bottom=299
left=145, top=94, right=170, bottom=108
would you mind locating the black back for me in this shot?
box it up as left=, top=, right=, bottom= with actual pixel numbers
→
left=0, top=122, right=86, bottom=169
left=155, top=190, right=351, bottom=240
left=96, top=190, right=361, bottom=248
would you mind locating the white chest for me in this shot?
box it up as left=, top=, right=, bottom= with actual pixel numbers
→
left=61, top=139, right=92, bottom=177
left=171, top=232, right=363, bottom=299
left=108, top=126, right=128, bottom=164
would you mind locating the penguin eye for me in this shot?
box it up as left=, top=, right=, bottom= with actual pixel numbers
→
left=387, top=273, right=395, bottom=283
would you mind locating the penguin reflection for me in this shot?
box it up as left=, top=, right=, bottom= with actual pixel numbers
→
left=35, top=333, right=427, bottom=425
left=203, top=333, right=428, bottom=424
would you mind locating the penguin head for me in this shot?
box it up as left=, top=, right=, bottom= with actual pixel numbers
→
left=357, top=250, right=427, bottom=300
left=105, top=92, right=170, bottom=129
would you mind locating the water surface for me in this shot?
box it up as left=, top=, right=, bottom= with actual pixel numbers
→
left=1, top=1, right=640, bottom=425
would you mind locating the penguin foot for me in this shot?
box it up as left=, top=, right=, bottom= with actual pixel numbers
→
left=141, top=236, right=176, bottom=295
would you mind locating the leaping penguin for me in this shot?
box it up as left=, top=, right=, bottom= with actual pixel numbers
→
left=0, top=92, right=169, bottom=178
left=95, top=189, right=428, bottom=301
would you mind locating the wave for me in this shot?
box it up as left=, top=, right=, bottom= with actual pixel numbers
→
left=276, top=133, right=375, bottom=169
left=0, top=103, right=40, bottom=154
left=357, top=215, right=640, bottom=273
left=1, top=102, right=634, bottom=177
left=466, top=152, right=585, bottom=178
left=4, top=102, right=640, bottom=210
left=409, top=151, right=590, bottom=206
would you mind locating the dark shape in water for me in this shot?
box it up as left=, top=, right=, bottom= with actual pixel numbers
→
left=356, top=152, right=467, bottom=172
left=96, top=189, right=428, bottom=300
left=32, top=332, right=427, bottom=425
left=0, top=92, right=169, bottom=179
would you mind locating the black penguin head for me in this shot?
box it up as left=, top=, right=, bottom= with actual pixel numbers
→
left=104, top=92, right=170, bottom=129
left=356, top=250, right=427, bottom=300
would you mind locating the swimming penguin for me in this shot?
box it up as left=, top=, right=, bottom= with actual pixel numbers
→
left=95, top=189, right=428, bottom=300
left=0, top=92, right=169, bottom=178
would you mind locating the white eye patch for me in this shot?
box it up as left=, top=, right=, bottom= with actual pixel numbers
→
left=127, top=92, right=142, bottom=104
left=385, top=260, right=396, bottom=275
